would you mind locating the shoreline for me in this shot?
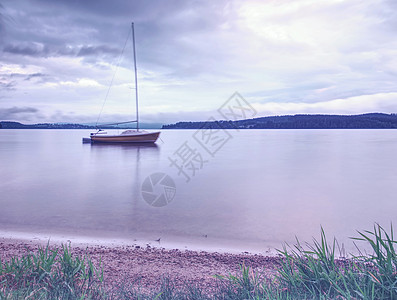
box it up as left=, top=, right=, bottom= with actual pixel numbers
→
left=0, top=229, right=278, bottom=256
left=1, top=226, right=393, bottom=298
left=0, top=235, right=280, bottom=291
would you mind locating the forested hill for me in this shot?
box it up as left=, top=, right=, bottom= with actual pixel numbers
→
left=162, top=113, right=397, bottom=129
left=0, top=122, right=94, bottom=129
left=0, top=121, right=162, bottom=129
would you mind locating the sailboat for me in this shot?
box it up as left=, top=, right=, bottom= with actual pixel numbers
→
left=89, top=23, right=160, bottom=143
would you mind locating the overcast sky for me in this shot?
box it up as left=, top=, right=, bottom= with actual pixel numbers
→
left=1, top=0, right=397, bottom=124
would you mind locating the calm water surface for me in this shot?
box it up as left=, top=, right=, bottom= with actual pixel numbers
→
left=0, top=129, right=396, bottom=253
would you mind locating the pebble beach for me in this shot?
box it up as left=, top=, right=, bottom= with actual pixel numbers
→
left=0, top=237, right=280, bottom=292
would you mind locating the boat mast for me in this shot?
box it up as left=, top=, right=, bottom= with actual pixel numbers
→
left=132, top=22, right=139, bottom=131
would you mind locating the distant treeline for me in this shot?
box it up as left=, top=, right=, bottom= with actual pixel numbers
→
left=0, top=121, right=162, bottom=129
left=0, top=122, right=95, bottom=129
left=162, top=113, right=397, bottom=129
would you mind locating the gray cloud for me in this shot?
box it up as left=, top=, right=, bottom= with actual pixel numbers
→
left=1, top=0, right=397, bottom=123
left=1, top=0, right=232, bottom=74
left=24, top=73, right=46, bottom=81
left=0, top=80, right=16, bottom=90
left=0, top=3, right=7, bottom=42
left=0, top=106, right=41, bottom=121
left=3, top=43, right=119, bottom=58
left=0, top=72, right=50, bottom=90
left=76, top=45, right=119, bottom=57
left=3, top=44, right=49, bottom=57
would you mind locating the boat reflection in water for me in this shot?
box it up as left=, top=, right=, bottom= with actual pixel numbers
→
left=84, top=138, right=161, bottom=214
left=85, top=140, right=160, bottom=149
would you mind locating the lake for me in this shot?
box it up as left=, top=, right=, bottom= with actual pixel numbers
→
left=0, top=129, right=396, bottom=254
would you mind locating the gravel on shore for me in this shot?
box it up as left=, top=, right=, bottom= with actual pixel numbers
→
left=0, top=237, right=280, bottom=292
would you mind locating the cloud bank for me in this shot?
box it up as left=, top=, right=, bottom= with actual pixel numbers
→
left=1, top=0, right=397, bottom=123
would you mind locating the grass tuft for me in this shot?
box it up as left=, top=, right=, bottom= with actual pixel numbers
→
left=1, top=224, right=397, bottom=299
left=0, top=243, right=104, bottom=299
